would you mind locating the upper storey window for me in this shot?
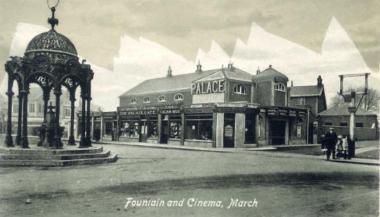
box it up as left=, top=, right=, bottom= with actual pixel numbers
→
left=130, top=98, right=137, bottom=104
left=158, top=95, right=166, bottom=102
left=233, top=84, right=247, bottom=95
left=174, top=93, right=184, bottom=101
left=274, top=82, right=286, bottom=92
left=143, top=97, right=150, bottom=104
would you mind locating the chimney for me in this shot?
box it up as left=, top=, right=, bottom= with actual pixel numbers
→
left=196, top=60, right=202, bottom=73
left=227, top=61, right=234, bottom=71
left=291, top=80, right=294, bottom=87
left=269, top=64, right=272, bottom=68
left=317, top=75, right=323, bottom=87
left=256, top=67, right=260, bottom=75
left=167, top=66, right=172, bottom=77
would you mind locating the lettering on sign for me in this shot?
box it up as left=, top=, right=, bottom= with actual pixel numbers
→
left=191, top=80, right=225, bottom=95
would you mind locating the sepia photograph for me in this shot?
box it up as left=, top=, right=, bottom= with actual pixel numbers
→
left=0, top=0, right=379, bottom=216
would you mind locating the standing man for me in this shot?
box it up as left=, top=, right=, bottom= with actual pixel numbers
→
left=325, top=128, right=338, bottom=160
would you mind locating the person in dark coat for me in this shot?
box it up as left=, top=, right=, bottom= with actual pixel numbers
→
left=324, top=128, right=338, bottom=160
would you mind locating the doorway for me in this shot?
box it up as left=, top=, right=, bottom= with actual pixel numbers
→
left=160, top=120, right=169, bottom=144
left=224, top=113, right=235, bottom=148
left=270, top=120, right=286, bottom=145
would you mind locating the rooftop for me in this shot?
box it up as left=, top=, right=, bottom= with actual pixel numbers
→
left=120, top=65, right=253, bottom=96
left=289, top=85, right=324, bottom=97
left=319, top=103, right=377, bottom=116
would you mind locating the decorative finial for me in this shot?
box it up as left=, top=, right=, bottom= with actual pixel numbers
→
left=47, top=0, right=60, bottom=30
left=167, top=66, right=172, bottom=77
left=196, top=60, right=202, bottom=72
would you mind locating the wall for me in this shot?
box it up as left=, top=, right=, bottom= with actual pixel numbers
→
left=255, top=81, right=272, bottom=106
left=120, top=90, right=191, bottom=107
left=318, top=115, right=379, bottom=140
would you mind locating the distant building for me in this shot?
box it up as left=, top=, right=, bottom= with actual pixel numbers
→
left=318, top=103, right=379, bottom=140
left=288, top=75, right=327, bottom=143
left=288, top=76, right=327, bottom=115
left=94, top=63, right=326, bottom=148
left=2, top=87, right=77, bottom=138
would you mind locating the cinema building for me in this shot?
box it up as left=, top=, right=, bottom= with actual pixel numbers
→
left=100, top=64, right=320, bottom=148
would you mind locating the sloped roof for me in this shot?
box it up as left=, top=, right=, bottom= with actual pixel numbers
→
left=254, top=66, right=288, bottom=81
left=120, top=66, right=253, bottom=96
left=289, top=85, right=323, bottom=97
left=319, top=103, right=377, bottom=116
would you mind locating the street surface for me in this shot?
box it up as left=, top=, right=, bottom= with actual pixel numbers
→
left=0, top=144, right=378, bottom=217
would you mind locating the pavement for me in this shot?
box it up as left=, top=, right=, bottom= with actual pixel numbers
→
left=97, top=140, right=380, bottom=166
left=0, top=143, right=378, bottom=217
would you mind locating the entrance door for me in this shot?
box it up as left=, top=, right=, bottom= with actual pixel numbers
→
left=160, top=121, right=169, bottom=144
left=270, top=120, right=286, bottom=145
left=245, top=113, right=256, bottom=144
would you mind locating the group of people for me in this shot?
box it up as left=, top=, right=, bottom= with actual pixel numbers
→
left=321, top=128, right=355, bottom=160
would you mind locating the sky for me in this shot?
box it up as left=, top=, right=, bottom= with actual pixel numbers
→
left=0, top=0, right=379, bottom=75
left=0, top=0, right=379, bottom=110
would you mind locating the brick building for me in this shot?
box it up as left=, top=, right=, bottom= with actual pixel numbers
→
left=318, top=103, right=379, bottom=140
left=94, top=63, right=324, bottom=148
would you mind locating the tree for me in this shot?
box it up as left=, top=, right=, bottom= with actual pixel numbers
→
left=330, top=88, right=380, bottom=111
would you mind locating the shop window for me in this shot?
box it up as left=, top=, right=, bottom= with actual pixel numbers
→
left=158, top=95, right=166, bottom=102
left=274, top=82, right=286, bottom=92
left=174, top=93, right=184, bottom=101
left=124, top=122, right=140, bottom=138
left=105, top=122, right=113, bottom=136
left=169, top=122, right=181, bottom=138
left=340, top=122, right=348, bottom=127
left=130, top=98, right=137, bottom=104
left=233, top=84, right=247, bottom=95
left=185, top=115, right=213, bottom=140
left=355, top=123, right=364, bottom=128
left=147, top=122, right=158, bottom=138
left=143, top=97, right=150, bottom=104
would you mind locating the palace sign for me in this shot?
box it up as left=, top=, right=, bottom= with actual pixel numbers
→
left=191, top=80, right=225, bottom=95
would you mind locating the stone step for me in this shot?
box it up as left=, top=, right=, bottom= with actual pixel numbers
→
left=0, top=151, right=111, bottom=161
left=0, top=154, right=118, bottom=167
left=0, top=146, right=104, bottom=155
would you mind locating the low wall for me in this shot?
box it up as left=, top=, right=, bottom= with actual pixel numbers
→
left=184, top=139, right=213, bottom=148
left=118, top=137, right=139, bottom=143
left=275, top=144, right=323, bottom=155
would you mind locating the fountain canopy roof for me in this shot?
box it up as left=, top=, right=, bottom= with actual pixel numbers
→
left=25, top=29, right=78, bottom=58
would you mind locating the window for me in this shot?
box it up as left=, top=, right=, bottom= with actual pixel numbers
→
left=158, top=95, right=166, bottom=102
left=64, top=108, right=70, bottom=117
left=29, top=103, right=35, bottom=113
left=296, top=97, right=306, bottom=105
left=130, top=98, right=137, bottom=104
left=355, top=123, right=364, bottom=128
left=143, top=97, right=150, bottom=103
left=185, top=114, right=213, bottom=140
left=174, top=93, right=184, bottom=101
left=324, top=122, right=332, bottom=126
left=233, top=84, right=247, bottom=95
left=274, top=82, right=286, bottom=92
left=37, top=104, right=42, bottom=113
left=169, top=122, right=181, bottom=138
left=340, top=122, right=348, bottom=127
